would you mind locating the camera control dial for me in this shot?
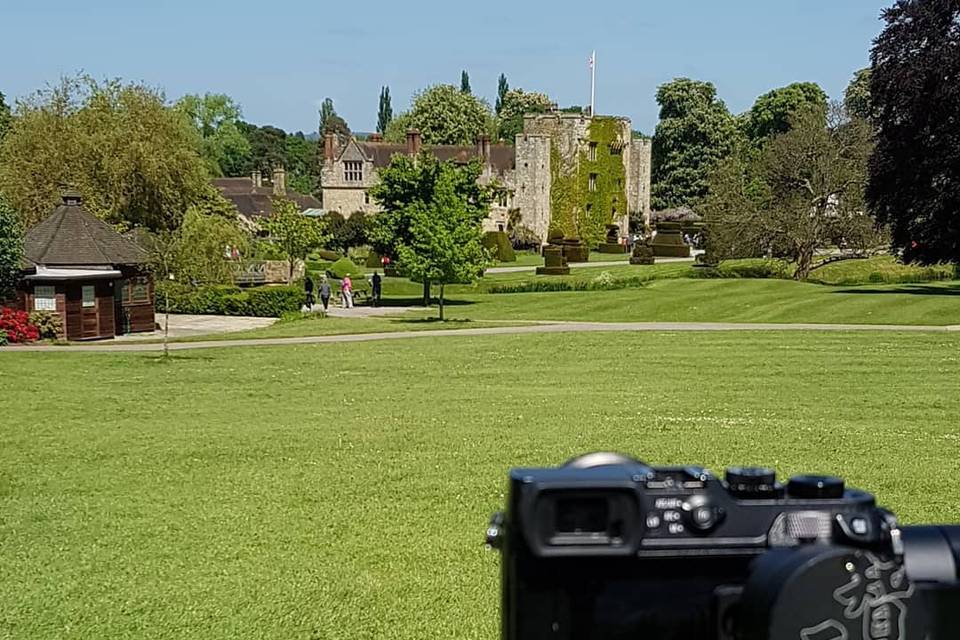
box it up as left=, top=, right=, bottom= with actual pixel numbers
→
left=681, top=494, right=724, bottom=533
left=725, top=466, right=779, bottom=498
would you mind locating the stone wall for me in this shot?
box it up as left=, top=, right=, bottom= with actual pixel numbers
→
left=511, top=134, right=552, bottom=241
left=320, top=140, right=381, bottom=216
left=626, top=138, right=653, bottom=231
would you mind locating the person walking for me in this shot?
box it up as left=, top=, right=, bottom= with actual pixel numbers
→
left=304, top=275, right=315, bottom=310
left=319, top=277, right=331, bottom=312
left=371, top=271, right=382, bottom=307
left=342, top=274, right=354, bottom=309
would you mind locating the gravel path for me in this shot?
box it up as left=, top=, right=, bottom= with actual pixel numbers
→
left=5, top=321, right=958, bottom=353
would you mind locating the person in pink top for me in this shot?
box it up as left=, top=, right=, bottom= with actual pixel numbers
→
left=341, top=274, right=354, bottom=309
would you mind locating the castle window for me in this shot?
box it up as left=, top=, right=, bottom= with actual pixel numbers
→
left=364, top=192, right=370, bottom=205
left=344, top=161, right=363, bottom=182
left=609, top=144, right=623, bottom=156
left=497, top=191, right=508, bottom=207
left=589, top=174, right=598, bottom=192
left=586, top=204, right=593, bottom=213
left=588, top=142, right=598, bottom=161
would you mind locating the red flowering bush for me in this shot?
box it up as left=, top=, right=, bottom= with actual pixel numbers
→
left=0, top=307, right=40, bottom=343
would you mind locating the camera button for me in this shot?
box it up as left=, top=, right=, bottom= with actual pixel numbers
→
left=851, top=517, right=868, bottom=535
left=646, top=514, right=661, bottom=529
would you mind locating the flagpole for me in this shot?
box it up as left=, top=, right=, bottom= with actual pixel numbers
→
left=590, top=50, right=596, bottom=116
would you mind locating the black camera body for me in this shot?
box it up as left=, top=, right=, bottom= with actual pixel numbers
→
left=488, top=453, right=960, bottom=640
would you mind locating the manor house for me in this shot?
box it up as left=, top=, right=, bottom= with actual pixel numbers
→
left=320, top=112, right=652, bottom=243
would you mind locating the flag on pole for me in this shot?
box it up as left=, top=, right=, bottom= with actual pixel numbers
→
left=589, top=50, right=596, bottom=116
left=588, top=52, right=595, bottom=69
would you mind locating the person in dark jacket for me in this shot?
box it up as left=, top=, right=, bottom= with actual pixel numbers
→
left=304, top=275, right=315, bottom=309
left=371, top=271, right=382, bottom=307
left=319, top=277, right=331, bottom=312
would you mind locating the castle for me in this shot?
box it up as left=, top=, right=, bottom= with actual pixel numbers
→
left=320, top=112, right=652, bottom=245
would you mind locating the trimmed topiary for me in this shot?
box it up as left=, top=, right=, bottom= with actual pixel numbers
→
left=328, top=257, right=364, bottom=280
left=483, top=231, right=516, bottom=262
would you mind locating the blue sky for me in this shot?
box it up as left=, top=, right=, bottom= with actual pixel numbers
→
left=2, top=0, right=889, bottom=135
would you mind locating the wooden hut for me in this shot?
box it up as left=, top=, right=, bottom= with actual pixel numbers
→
left=15, top=192, right=155, bottom=340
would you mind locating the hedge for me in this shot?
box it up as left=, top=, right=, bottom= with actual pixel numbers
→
left=157, top=283, right=303, bottom=317
left=328, top=257, right=364, bottom=279
left=483, top=231, right=516, bottom=262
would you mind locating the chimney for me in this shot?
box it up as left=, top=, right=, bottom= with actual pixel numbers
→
left=324, top=133, right=337, bottom=162
left=406, top=129, right=422, bottom=157
left=251, top=169, right=262, bottom=188
left=478, top=134, right=491, bottom=169
left=272, top=166, right=286, bottom=196
left=369, top=133, right=383, bottom=143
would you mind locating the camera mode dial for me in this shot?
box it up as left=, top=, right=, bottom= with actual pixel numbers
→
left=725, top=466, right=779, bottom=498
left=681, top=494, right=723, bottom=533
left=787, top=475, right=845, bottom=499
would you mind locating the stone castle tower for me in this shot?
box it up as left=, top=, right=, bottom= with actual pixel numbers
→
left=318, top=112, right=652, bottom=246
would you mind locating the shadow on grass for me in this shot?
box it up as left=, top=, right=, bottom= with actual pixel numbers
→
left=390, top=317, right=475, bottom=325
left=832, top=284, right=960, bottom=296
left=376, top=297, right=477, bottom=308
left=142, top=353, right=217, bottom=363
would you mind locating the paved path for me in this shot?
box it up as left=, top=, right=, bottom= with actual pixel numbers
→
left=485, top=254, right=700, bottom=274
left=6, top=321, right=958, bottom=353
left=113, top=314, right=274, bottom=341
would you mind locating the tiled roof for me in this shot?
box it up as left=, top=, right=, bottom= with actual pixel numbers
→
left=355, top=142, right=516, bottom=174
left=24, top=198, right=147, bottom=266
left=212, top=178, right=323, bottom=218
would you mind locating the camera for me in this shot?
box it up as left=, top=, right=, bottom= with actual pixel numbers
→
left=486, top=452, right=960, bottom=640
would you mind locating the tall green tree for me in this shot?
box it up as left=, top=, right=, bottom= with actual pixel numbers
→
left=704, top=105, right=878, bottom=280
left=651, top=78, right=739, bottom=210
left=496, top=88, right=553, bottom=142
left=284, top=133, right=320, bottom=194
left=262, top=198, right=328, bottom=282
left=868, top=0, right=960, bottom=265
left=377, top=86, right=393, bottom=134
left=0, top=75, right=209, bottom=230
left=397, top=167, right=490, bottom=320
left=0, top=196, right=23, bottom=300
left=175, top=93, right=251, bottom=177
left=0, top=91, right=11, bottom=145
left=495, top=73, right=509, bottom=114
left=318, top=98, right=351, bottom=144
left=460, top=70, right=471, bottom=94
left=742, top=82, right=828, bottom=143
left=172, top=197, right=250, bottom=285
left=400, top=84, right=493, bottom=145
left=844, top=68, right=873, bottom=121
left=369, top=153, right=492, bottom=306
left=239, top=122, right=287, bottom=174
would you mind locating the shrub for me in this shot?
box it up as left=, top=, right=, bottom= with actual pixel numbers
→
left=483, top=231, right=516, bottom=262
left=28, top=310, right=64, bottom=340
left=315, top=248, right=343, bottom=262
left=0, top=331, right=7, bottom=346
left=365, top=251, right=383, bottom=268
left=156, top=282, right=302, bottom=317
left=348, top=246, right=370, bottom=265
left=692, top=259, right=791, bottom=280
left=245, top=286, right=304, bottom=317
left=0, top=307, right=39, bottom=343
left=328, top=257, right=364, bottom=279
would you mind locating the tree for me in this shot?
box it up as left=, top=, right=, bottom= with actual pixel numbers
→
left=369, top=153, right=492, bottom=305
left=495, top=74, right=509, bottom=114
left=0, top=91, right=11, bottom=145
left=377, top=86, right=393, bottom=134
left=867, top=0, right=960, bottom=265
left=318, top=98, right=351, bottom=144
left=405, top=84, right=493, bottom=145
left=284, top=133, right=320, bottom=194
left=844, top=68, right=872, bottom=121
left=651, top=78, right=739, bottom=210
left=460, top=70, right=471, bottom=94
left=393, top=164, right=491, bottom=320
left=325, top=211, right=369, bottom=253
left=703, top=105, right=878, bottom=280
left=383, top=112, right=415, bottom=143
left=176, top=93, right=252, bottom=177
left=0, top=196, right=23, bottom=301
left=496, top=88, right=553, bottom=142
left=172, top=203, right=249, bottom=285
left=262, top=198, right=328, bottom=282
left=0, top=75, right=209, bottom=230
left=239, top=122, right=287, bottom=173
left=742, top=82, right=828, bottom=143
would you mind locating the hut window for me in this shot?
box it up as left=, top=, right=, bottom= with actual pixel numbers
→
left=82, top=285, right=95, bottom=308
left=129, top=278, right=150, bottom=304
left=34, top=285, right=56, bottom=311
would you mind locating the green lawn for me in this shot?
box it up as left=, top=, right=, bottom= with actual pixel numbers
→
left=454, top=278, right=960, bottom=325
left=2, top=331, right=960, bottom=639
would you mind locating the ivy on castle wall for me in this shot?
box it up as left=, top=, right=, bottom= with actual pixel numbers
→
left=549, top=117, right=628, bottom=246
